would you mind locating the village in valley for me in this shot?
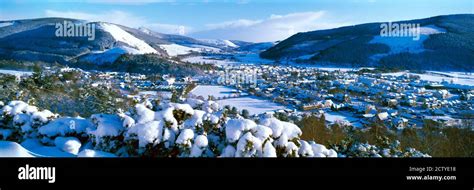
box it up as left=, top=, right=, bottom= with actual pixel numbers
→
left=28, top=57, right=472, bottom=133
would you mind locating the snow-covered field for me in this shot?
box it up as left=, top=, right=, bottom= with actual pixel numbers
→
left=0, top=22, right=14, bottom=28
left=198, top=39, right=238, bottom=48
left=159, top=44, right=202, bottom=56
left=190, top=85, right=287, bottom=115
left=189, top=45, right=222, bottom=52
left=233, top=53, right=274, bottom=64
left=141, top=91, right=172, bottom=99
left=183, top=53, right=274, bottom=66
left=182, top=56, right=237, bottom=66
left=311, top=67, right=366, bottom=72
left=0, top=69, right=33, bottom=76
left=382, top=71, right=474, bottom=86
left=217, top=96, right=288, bottom=115
left=324, top=112, right=359, bottom=126
left=369, top=25, right=446, bottom=54
left=190, top=85, right=243, bottom=99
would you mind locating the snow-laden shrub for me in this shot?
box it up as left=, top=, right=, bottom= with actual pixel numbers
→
left=235, top=132, right=262, bottom=157
left=309, top=142, right=338, bottom=157
left=190, top=135, right=208, bottom=157
left=225, top=118, right=257, bottom=143
left=0, top=100, right=430, bottom=157
left=332, top=137, right=430, bottom=157
left=87, top=114, right=124, bottom=153
left=1, top=101, right=57, bottom=142
left=258, top=115, right=311, bottom=157
left=38, top=117, right=93, bottom=145
left=54, top=137, right=82, bottom=155
left=0, top=100, right=341, bottom=157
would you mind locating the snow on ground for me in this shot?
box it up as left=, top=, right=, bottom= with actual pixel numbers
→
left=417, top=25, right=446, bottom=35
left=77, top=149, right=116, bottom=157
left=313, top=67, right=361, bottom=72
left=0, top=140, right=110, bottom=157
left=382, top=71, right=474, bottom=86
left=190, top=85, right=242, bottom=99
left=370, top=25, right=446, bottom=55
left=0, top=69, right=33, bottom=76
left=217, top=96, right=287, bottom=115
left=296, top=53, right=317, bottom=60
left=81, top=47, right=135, bottom=63
left=183, top=53, right=274, bottom=66
left=190, top=85, right=288, bottom=115
left=182, top=56, right=238, bottom=66
left=381, top=71, right=407, bottom=77
left=159, top=44, right=201, bottom=56
left=429, top=71, right=474, bottom=80
left=324, top=112, right=359, bottom=124
left=0, top=22, right=14, bottom=28
left=222, top=40, right=238, bottom=48
left=0, top=141, right=34, bottom=157
left=189, top=45, right=222, bottom=52
left=418, top=73, right=474, bottom=86
left=370, top=35, right=428, bottom=54
left=138, top=91, right=158, bottom=97
left=233, top=53, right=274, bottom=64
left=54, top=137, right=81, bottom=155
left=0, top=139, right=76, bottom=157
left=26, top=145, right=76, bottom=157
left=100, top=23, right=157, bottom=54
left=199, top=39, right=238, bottom=48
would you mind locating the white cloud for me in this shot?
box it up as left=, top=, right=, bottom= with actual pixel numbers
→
left=45, top=10, right=147, bottom=27
left=205, top=19, right=262, bottom=29
left=44, top=9, right=188, bottom=34
left=190, top=11, right=349, bottom=42
left=147, top=23, right=193, bottom=35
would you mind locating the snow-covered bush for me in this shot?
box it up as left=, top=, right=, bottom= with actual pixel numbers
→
left=332, top=137, right=430, bottom=157
left=1, top=101, right=57, bottom=142
left=38, top=117, right=93, bottom=143
left=190, top=135, right=208, bottom=157
left=88, top=114, right=125, bottom=153
left=0, top=100, right=430, bottom=158
left=54, top=137, right=82, bottom=155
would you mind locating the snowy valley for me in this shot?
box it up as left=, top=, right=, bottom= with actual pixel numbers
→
left=0, top=15, right=473, bottom=158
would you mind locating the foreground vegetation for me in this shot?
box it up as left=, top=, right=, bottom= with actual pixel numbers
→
left=297, top=114, right=474, bottom=157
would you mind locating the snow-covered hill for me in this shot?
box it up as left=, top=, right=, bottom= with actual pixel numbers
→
left=159, top=44, right=202, bottom=56
left=261, top=14, right=474, bottom=71
left=199, top=39, right=239, bottom=48
left=0, top=18, right=239, bottom=65
left=100, top=23, right=158, bottom=54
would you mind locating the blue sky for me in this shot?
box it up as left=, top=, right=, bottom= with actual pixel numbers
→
left=1, top=0, right=472, bottom=42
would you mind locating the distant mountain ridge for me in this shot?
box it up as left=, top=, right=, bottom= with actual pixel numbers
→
left=261, top=14, right=474, bottom=71
left=0, top=17, right=260, bottom=65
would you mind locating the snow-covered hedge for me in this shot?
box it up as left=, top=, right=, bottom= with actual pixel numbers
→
left=332, top=137, right=430, bottom=158
left=0, top=100, right=429, bottom=157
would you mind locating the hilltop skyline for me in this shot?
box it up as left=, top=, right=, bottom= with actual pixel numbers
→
left=1, top=0, right=473, bottom=42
